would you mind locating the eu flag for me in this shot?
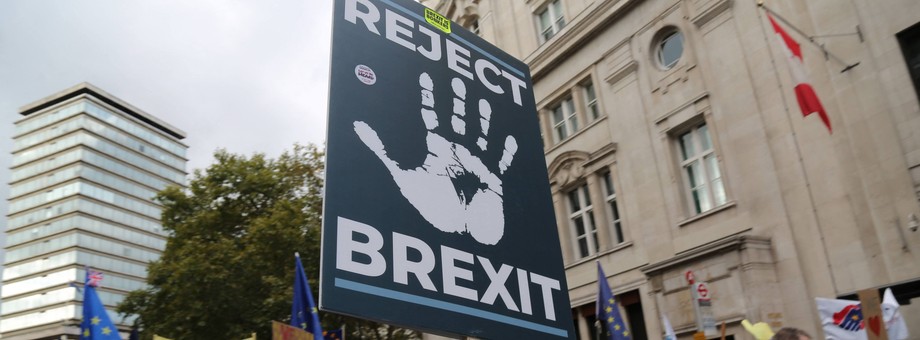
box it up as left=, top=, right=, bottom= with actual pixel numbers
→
left=81, top=269, right=121, bottom=340
left=292, top=252, right=324, bottom=340
left=597, top=262, right=631, bottom=340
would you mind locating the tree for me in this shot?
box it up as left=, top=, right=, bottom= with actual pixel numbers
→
left=117, top=144, right=322, bottom=338
left=118, top=145, right=419, bottom=339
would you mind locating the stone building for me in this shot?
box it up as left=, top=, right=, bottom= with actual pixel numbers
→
left=2, top=83, right=187, bottom=339
left=424, top=0, right=920, bottom=338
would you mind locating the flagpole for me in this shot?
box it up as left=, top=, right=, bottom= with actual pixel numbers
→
left=594, top=319, right=601, bottom=340
left=754, top=0, right=840, bottom=297
left=757, top=2, right=860, bottom=72
left=595, top=260, right=603, bottom=340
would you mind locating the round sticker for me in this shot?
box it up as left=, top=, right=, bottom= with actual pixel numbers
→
left=355, top=65, right=376, bottom=85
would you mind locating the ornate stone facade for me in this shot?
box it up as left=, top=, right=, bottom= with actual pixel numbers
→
left=423, top=0, right=920, bottom=338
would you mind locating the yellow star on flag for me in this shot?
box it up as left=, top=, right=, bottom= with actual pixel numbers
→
left=312, top=307, right=318, bottom=314
left=608, top=317, right=614, bottom=323
left=609, top=298, right=615, bottom=304
left=91, top=316, right=101, bottom=325
left=852, top=315, right=859, bottom=321
left=615, top=325, right=621, bottom=331
left=606, top=306, right=613, bottom=313
left=84, top=329, right=90, bottom=337
left=301, top=322, right=307, bottom=329
left=624, top=331, right=630, bottom=336
left=102, top=327, right=112, bottom=335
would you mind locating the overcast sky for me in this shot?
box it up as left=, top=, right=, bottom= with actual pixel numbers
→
left=0, top=1, right=334, bottom=236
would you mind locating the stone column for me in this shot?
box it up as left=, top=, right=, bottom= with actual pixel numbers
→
left=587, top=172, right=613, bottom=252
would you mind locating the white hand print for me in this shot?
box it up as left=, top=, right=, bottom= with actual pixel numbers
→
left=353, top=72, right=518, bottom=245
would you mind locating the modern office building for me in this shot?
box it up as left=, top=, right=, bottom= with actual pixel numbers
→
left=423, top=0, right=920, bottom=339
left=2, top=83, right=187, bottom=339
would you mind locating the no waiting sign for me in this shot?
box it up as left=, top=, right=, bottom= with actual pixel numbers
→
left=319, top=0, right=574, bottom=339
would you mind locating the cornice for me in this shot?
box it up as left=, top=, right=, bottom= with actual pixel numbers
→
left=690, top=0, right=732, bottom=28
left=639, top=230, right=768, bottom=276
left=17, top=83, right=186, bottom=140
left=525, top=0, right=642, bottom=82
left=583, top=142, right=618, bottom=169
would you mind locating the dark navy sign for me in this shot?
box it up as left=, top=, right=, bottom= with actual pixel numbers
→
left=320, top=0, right=574, bottom=338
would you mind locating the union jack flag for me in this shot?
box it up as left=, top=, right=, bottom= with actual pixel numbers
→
left=832, top=304, right=864, bottom=332
left=86, top=269, right=103, bottom=288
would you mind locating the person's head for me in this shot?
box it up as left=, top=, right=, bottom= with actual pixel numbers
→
left=773, top=327, right=812, bottom=340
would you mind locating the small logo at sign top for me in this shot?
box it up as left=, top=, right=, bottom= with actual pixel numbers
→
left=355, top=65, right=376, bottom=85
left=424, top=8, right=451, bottom=34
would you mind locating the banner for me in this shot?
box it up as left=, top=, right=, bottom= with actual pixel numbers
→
left=816, top=291, right=909, bottom=340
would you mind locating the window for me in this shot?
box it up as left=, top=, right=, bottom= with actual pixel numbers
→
left=572, top=304, right=599, bottom=340
left=657, top=28, right=684, bottom=69
left=898, top=22, right=920, bottom=102
left=620, top=291, right=648, bottom=340
left=571, top=291, right=645, bottom=340
left=582, top=81, right=599, bottom=120
left=542, top=76, right=601, bottom=146
left=568, top=184, right=598, bottom=258
left=470, top=18, right=480, bottom=35
left=678, top=123, right=727, bottom=214
left=537, top=0, right=565, bottom=42
left=603, top=173, right=625, bottom=244
left=551, top=97, right=578, bottom=142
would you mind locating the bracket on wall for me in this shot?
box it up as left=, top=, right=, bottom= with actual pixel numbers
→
left=758, top=2, right=861, bottom=73
left=811, top=25, right=863, bottom=43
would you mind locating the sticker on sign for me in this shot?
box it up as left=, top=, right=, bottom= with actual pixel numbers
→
left=354, top=65, right=376, bottom=85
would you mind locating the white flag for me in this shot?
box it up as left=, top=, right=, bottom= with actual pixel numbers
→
left=882, top=288, right=909, bottom=340
left=662, top=313, right=676, bottom=340
left=816, top=297, right=867, bottom=340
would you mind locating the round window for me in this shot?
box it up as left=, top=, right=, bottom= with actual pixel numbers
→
left=657, top=29, right=684, bottom=69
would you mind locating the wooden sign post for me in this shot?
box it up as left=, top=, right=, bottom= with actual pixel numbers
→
left=272, top=321, right=313, bottom=340
left=857, top=289, right=889, bottom=340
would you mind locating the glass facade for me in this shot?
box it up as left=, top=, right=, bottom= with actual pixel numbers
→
left=2, top=89, right=186, bottom=337
left=12, top=130, right=185, bottom=183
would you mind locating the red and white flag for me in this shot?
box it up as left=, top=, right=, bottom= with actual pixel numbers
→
left=767, top=13, right=831, bottom=133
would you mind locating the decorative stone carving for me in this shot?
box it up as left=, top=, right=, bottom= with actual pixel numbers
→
left=431, top=0, right=480, bottom=25
left=548, top=150, right=591, bottom=189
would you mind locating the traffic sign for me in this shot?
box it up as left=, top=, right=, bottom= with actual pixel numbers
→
left=697, top=282, right=710, bottom=299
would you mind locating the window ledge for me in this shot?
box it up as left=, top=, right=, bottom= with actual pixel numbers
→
left=544, top=115, right=608, bottom=154
left=565, top=241, right=633, bottom=269
left=677, top=201, right=736, bottom=227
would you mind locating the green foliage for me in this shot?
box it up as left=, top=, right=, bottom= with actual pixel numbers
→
left=118, top=144, right=323, bottom=339
left=118, top=144, right=418, bottom=339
